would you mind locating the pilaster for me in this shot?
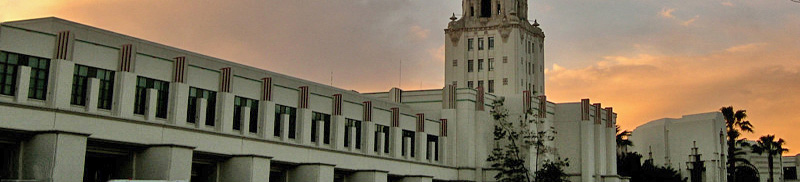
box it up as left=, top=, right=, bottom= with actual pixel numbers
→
left=240, top=106, right=251, bottom=135
left=289, top=163, right=335, bottom=182
left=14, top=66, right=30, bottom=103
left=364, top=123, right=376, bottom=155
left=400, top=175, right=434, bottom=182
left=218, top=92, right=235, bottom=133
left=196, top=98, right=208, bottom=128
left=48, top=59, right=74, bottom=109
left=280, top=114, right=290, bottom=141
left=298, top=108, right=313, bottom=145
left=333, top=115, right=346, bottom=150
left=391, top=127, right=403, bottom=158
left=219, top=155, right=272, bottom=182
left=145, top=88, right=158, bottom=121
left=134, top=145, right=194, bottom=180
left=350, top=170, right=389, bottom=182
left=85, top=77, right=100, bottom=113
left=415, top=132, right=426, bottom=161
left=315, top=120, right=325, bottom=147
left=114, top=71, right=137, bottom=118
left=259, top=100, right=276, bottom=139
left=169, top=82, right=190, bottom=126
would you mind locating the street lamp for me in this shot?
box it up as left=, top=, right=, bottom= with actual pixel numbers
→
left=686, top=141, right=705, bottom=182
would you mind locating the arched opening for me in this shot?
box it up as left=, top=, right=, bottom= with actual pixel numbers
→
left=480, top=0, right=492, bottom=17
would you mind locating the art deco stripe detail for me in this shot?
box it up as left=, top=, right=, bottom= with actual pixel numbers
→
left=299, top=86, right=309, bottom=109
left=333, top=94, right=342, bottom=115
left=537, top=95, right=547, bottom=118
left=363, top=101, right=372, bottom=121
left=54, top=31, right=73, bottom=60
left=416, top=113, right=425, bottom=132
left=593, top=103, right=602, bottom=124
left=476, top=87, right=484, bottom=111
left=440, top=119, right=448, bottom=137
left=523, top=90, right=532, bottom=111
left=606, top=107, right=614, bottom=128
left=219, top=67, right=232, bottom=92
left=581, top=99, right=590, bottom=121
left=118, top=44, right=136, bottom=72
left=173, top=57, right=187, bottom=83
left=448, top=84, right=456, bottom=109
left=391, top=107, right=400, bottom=127
left=261, top=77, right=272, bottom=101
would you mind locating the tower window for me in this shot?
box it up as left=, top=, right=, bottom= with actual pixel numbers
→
left=452, top=60, right=458, bottom=67
left=488, top=80, right=495, bottom=93
left=488, top=37, right=495, bottom=50
left=497, top=3, right=502, bottom=15
left=503, top=78, right=508, bottom=85
left=478, top=80, right=484, bottom=89
left=478, top=38, right=484, bottom=50
left=488, top=58, right=494, bottom=71
left=468, top=39, right=474, bottom=51
left=467, top=81, right=474, bottom=88
left=480, top=0, right=492, bottom=17
left=470, top=6, right=475, bottom=17
left=468, top=60, right=474, bottom=72
left=478, top=59, right=484, bottom=71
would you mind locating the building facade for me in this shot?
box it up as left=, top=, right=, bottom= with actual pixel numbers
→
left=783, top=154, right=800, bottom=182
left=0, top=1, right=622, bottom=182
left=629, top=112, right=728, bottom=182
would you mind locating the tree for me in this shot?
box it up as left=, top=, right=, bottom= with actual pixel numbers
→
left=721, top=106, right=753, bottom=182
left=747, top=135, right=789, bottom=182
left=616, top=125, right=633, bottom=154
left=487, top=98, right=565, bottom=182
left=617, top=151, right=686, bottom=182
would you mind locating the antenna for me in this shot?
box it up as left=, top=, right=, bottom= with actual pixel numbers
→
left=330, top=71, right=333, bottom=86
left=399, top=59, right=402, bottom=88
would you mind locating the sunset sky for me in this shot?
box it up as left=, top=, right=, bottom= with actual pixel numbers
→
left=1, top=0, right=798, bottom=155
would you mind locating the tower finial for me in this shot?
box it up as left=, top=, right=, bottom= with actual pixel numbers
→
left=533, top=19, right=539, bottom=26
left=450, top=13, right=457, bottom=21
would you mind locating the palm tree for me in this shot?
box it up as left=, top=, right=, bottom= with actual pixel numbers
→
left=748, top=135, right=789, bottom=182
left=616, top=125, right=633, bottom=154
left=721, top=106, right=753, bottom=182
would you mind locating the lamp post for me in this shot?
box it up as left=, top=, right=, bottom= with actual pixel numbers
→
left=687, top=141, right=705, bottom=182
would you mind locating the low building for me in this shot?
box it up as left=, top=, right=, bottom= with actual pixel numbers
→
left=629, top=112, right=727, bottom=182
left=784, top=154, right=800, bottom=182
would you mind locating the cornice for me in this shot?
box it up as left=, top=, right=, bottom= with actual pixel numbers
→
left=445, top=23, right=545, bottom=38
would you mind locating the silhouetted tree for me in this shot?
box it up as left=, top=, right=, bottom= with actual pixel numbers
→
left=721, top=106, right=753, bottom=182
left=616, top=125, right=633, bottom=154
left=747, top=135, right=789, bottom=182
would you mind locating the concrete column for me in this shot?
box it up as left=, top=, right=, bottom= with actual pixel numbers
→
left=404, top=136, right=412, bottom=160
left=580, top=120, right=595, bottom=182
left=48, top=59, right=74, bottom=109
left=196, top=98, right=208, bottom=128
left=364, top=123, right=376, bottom=155
left=349, top=125, right=358, bottom=152
left=219, top=155, right=272, bottom=182
left=416, top=132, right=426, bottom=161
left=289, top=163, right=335, bottom=182
left=218, top=92, right=235, bottom=133
left=259, top=100, right=276, bottom=139
left=400, top=175, right=433, bottom=182
left=240, top=106, right=251, bottom=135
left=607, top=126, right=617, bottom=175
left=145, top=88, right=158, bottom=121
left=377, top=131, right=386, bottom=156
left=439, top=136, right=447, bottom=164
left=86, top=77, right=100, bottom=112
left=316, top=120, right=325, bottom=147
left=114, top=71, right=137, bottom=118
left=333, top=115, right=346, bottom=150
left=280, top=114, right=290, bottom=141
left=392, top=127, right=403, bottom=158
left=298, top=109, right=313, bottom=145
left=22, top=131, right=89, bottom=182
left=134, top=145, right=194, bottom=180
left=14, top=66, right=30, bottom=103
left=169, top=82, right=190, bottom=126
left=595, top=123, right=607, bottom=178
left=427, top=141, right=436, bottom=162
left=350, top=170, right=388, bottom=182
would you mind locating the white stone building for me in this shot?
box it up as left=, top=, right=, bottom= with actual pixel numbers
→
left=783, top=154, right=800, bottom=182
left=629, top=112, right=728, bottom=182
left=0, top=0, right=623, bottom=181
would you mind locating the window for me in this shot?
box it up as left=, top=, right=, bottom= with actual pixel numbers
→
left=344, top=119, right=362, bottom=149
left=233, top=96, right=259, bottom=133
left=480, top=0, right=491, bottom=17
left=503, top=56, right=508, bottom=63
left=402, top=130, right=415, bottom=157
left=488, top=37, right=495, bottom=50
left=134, top=77, right=169, bottom=118
left=488, top=58, right=494, bottom=71
left=452, top=60, right=458, bottom=67
left=274, top=104, right=297, bottom=139
left=427, top=135, right=439, bottom=161
left=71, top=65, right=115, bottom=110
left=374, top=125, right=390, bottom=153
left=0, top=52, right=50, bottom=100
left=478, top=38, right=484, bottom=50
left=467, top=81, right=474, bottom=88
left=467, top=60, right=474, bottom=72
left=470, top=6, right=474, bottom=17
left=311, top=112, right=331, bottom=144
left=488, top=80, right=494, bottom=93
left=468, top=39, right=474, bottom=51
left=785, top=167, right=797, bottom=180
left=187, top=87, right=217, bottom=126
left=503, top=78, right=508, bottom=85
left=478, top=80, right=485, bottom=89
left=497, top=3, right=502, bottom=15
left=478, top=59, right=484, bottom=71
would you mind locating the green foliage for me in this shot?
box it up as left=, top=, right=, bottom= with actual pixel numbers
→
left=487, top=98, right=562, bottom=182
left=534, top=159, right=570, bottom=182
left=617, top=152, right=686, bottom=182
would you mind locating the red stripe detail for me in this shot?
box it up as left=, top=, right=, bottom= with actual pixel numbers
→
left=391, top=107, right=399, bottom=127
left=440, top=119, right=447, bottom=137
left=261, top=77, right=272, bottom=101
left=299, top=86, right=309, bottom=108
left=416, top=113, right=424, bottom=132
left=363, top=101, right=372, bottom=121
